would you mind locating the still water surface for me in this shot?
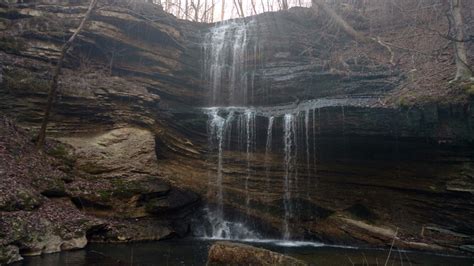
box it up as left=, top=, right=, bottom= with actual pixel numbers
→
left=14, top=238, right=474, bottom=266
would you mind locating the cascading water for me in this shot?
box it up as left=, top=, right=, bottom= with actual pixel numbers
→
left=202, top=18, right=262, bottom=240
left=206, top=108, right=258, bottom=239
left=244, top=109, right=256, bottom=209
left=203, top=100, right=367, bottom=241
left=202, top=17, right=369, bottom=243
left=283, top=113, right=296, bottom=240
left=264, top=116, right=274, bottom=190
left=203, top=20, right=258, bottom=106
left=207, top=108, right=225, bottom=231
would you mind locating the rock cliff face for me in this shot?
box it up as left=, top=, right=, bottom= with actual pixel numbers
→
left=0, top=2, right=203, bottom=262
left=0, top=0, right=473, bottom=263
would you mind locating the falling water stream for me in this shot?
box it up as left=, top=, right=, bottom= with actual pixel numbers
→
left=283, top=114, right=296, bottom=240
left=202, top=19, right=374, bottom=242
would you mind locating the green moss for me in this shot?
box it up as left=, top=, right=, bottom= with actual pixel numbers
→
left=110, top=179, right=143, bottom=198
left=396, top=96, right=411, bottom=108
left=78, top=162, right=110, bottom=175
left=465, top=84, right=474, bottom=96
left=97, top=190, right=113, bottom=201
left=96, top=179, right=146, bottom=201
left=3, top=68, right=49, bottom=93
left=0, top=37, right=26, bottom=53
left=46, top=144, right=76, bottom=167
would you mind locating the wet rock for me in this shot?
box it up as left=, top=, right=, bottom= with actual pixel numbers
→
left=0, top=0, right=473, bottom=257
left=460, top=245, right=474, bottom=254
left=87, top=217, right=174, bottom=243
left=145, top=189, right=200, bottom=214
left=0, top=199, right=103, bottom=259
left=207, top=241, right=307, bottom=266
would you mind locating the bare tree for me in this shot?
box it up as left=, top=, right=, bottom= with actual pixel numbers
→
left=36, top=0, right=98, bottom=149
left=233, top=0, right=245, bottom=17
left=220, top=0, right=226, bottom=20
left=250, top=0, right=258, bottom=15
left=312, top=0, right=368, bottom=43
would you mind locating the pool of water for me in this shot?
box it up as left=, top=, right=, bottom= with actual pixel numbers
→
left=15, top=238, right=474, bottom=266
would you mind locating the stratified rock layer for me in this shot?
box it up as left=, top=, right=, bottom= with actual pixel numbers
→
left=0, top=0, right=473, bottom=260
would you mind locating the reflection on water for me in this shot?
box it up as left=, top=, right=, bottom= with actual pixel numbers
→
left=15, top=239, right=474, bottom=266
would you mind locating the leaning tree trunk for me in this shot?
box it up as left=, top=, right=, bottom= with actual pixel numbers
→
left=311, top=0, right=368, bottom=43
left=311, top=0, right=395, bottom=65
left=36, top=0, right=98, bottom=149
left=449, top=0, right=472, bottom=81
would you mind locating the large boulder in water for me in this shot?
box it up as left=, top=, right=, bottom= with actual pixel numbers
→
left=207, top=241, right=307, bottom=266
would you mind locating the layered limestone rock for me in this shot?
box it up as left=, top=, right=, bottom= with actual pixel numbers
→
left=0, top=0, right=473, bottom=259
left=58, top=127, right=200, bottom=223
left=0, top=118, right=199, bottom=264
left=0, top=0, right=205, bottom=133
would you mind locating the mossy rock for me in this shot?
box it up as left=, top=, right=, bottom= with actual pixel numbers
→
left=0, top=18, right=8, bottom=30
left=102, top=178, right=170, bottom=200
left=0, top=37, right=26, bottom=53
left=0, top=245, right=22, bottom=265
left=465, top=84, right=474, bottom=96
left=0, top=189, right=41, bottom=211
left=397, top=96, right=411, bottom=108
left=3, top=67, right=49, bottom=93
left=77, top=162, right=112, bottom=175
left=46, top=143, right=76, bottom=167
left=144, top=197, right=169, bottom=213
left=31, top=174, right=67, bottom=198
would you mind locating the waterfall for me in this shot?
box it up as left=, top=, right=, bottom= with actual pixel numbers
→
left=304, top=110, right=311, bottom=198
left=265, top=116, right=274, bottom=195
left=283, top=113, right=296, bottom=240
left=312, top=108, right=317, bottom=173
left=244, top=109, right=256, bottom=212
left=206, top=108, right=226, bottom=236
left=202, top=18, right=364, bottom=242
left=203, top=20, right=256, bottom=106
left=206, top=108, right=259, bottom=239
left=202, top=99, right=360, bottom=240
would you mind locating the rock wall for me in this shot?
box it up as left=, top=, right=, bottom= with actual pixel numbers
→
left=0, top=0, right=473, bottom=260
left=0, top=2, right=203, bottom=263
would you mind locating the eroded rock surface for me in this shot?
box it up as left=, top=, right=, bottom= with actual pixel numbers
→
left=207, top=241, right=307, bottom=266
left=0, top=0, right=473, bottom=260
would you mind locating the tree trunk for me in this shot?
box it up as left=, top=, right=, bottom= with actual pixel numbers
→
left=450, top=0, right=472, bottom=81
left=220, top=0, right=225, bottom=20
left=195, top=0, right=201, bottom=21
left=311, top=0, right=368, bottom=43
left=251, top=0, right=257, bottom=15
left=36, top=0, right=98, bottom=149
left=185, top=0, right=189, bottom=20
left=233, top=0, right=244, bottom=18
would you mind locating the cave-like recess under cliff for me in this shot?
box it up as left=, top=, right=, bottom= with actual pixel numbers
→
left=0, top=0, right=473, bottom=261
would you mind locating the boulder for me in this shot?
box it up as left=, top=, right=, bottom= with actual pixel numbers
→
left=207, top=241, right=307, bottom=266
